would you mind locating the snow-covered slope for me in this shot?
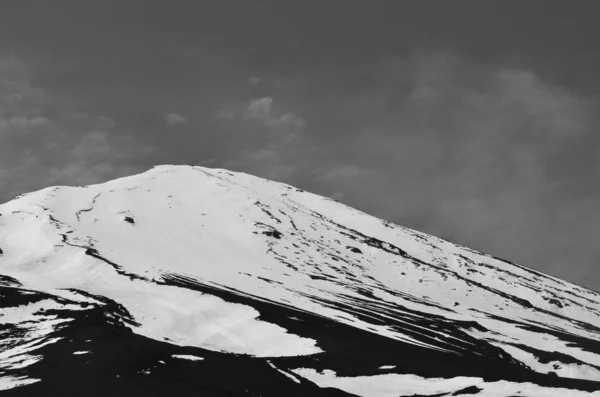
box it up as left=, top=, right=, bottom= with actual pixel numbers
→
left=2, top=165, right=600, bottom=396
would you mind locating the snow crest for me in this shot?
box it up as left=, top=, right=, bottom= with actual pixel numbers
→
left=1, top=164, right=600, bottom=387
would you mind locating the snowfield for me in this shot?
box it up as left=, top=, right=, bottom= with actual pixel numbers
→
left=292, top=368, right=600, bottom=397
left=1, top=164, right=600, bottom=395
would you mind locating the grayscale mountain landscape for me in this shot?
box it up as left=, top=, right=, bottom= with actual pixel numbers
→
left=2, top=1, right=600, bottom=395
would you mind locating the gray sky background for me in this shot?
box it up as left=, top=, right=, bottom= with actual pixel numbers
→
left=2, top=1, right=600, bottom=289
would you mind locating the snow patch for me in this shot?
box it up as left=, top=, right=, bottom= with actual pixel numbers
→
left=172, top=354, right=204, bottom=361
left=292, top=368, right=600, bottom=397
left=0, top=376, right=40, bottom=391
left=267, top=361, right=301, bottom=384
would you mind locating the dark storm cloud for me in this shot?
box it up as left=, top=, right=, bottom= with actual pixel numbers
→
left=1, top=1, right=600, bottom=288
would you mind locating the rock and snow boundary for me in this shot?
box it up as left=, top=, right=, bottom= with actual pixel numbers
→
left=1, top=164, right=600, bottom=395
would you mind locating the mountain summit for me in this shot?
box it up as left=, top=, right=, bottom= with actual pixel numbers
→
left=1, top=165, right=600, bottom=396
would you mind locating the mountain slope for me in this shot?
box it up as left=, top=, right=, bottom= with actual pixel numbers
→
left=1, top=164, right=600, bottom=396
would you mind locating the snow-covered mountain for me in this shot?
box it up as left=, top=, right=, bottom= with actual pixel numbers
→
left=2, top=164, right=600, bottom=396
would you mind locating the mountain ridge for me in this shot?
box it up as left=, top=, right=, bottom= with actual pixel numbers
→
left=1, top=164, right=600, bottom=396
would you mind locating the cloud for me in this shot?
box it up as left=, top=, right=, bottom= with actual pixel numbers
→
left=215, top=110, right=235, bottom=120
left=0, top=57, right=51, bottom=139
left=165, top=112, right=187, bottom=125
left=243, top=97, right=306, bottom=130
left=222, top=96, right=308, bottom=180
left=28, top=130, right=154, bottom=191
left=0, top=115, right=51, bottom=137
left=93, top=116, right=116, bottom=130
left=0, top=56, right=154, bottom=203
left=244, top=97, right=272, bottom=119
left=69, top=130, right=153, bottom=168
left=216, top=96, right=306, bottom=134
left=71, top=131, right=111, bottom=158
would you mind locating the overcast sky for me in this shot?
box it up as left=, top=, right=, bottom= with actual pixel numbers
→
left=1, top=1, right=600, bottom=289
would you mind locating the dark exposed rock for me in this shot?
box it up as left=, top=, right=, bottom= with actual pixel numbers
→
left=347, top=246, right=362, bottom=254
left=544, top=297, right=564, bottom=308
left=452, top=385, right=482, bottom=395
left=262, top=230, right=283, bottom=239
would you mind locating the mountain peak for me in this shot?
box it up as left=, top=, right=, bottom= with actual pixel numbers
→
left=2, top=166, right=600, bottom=395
